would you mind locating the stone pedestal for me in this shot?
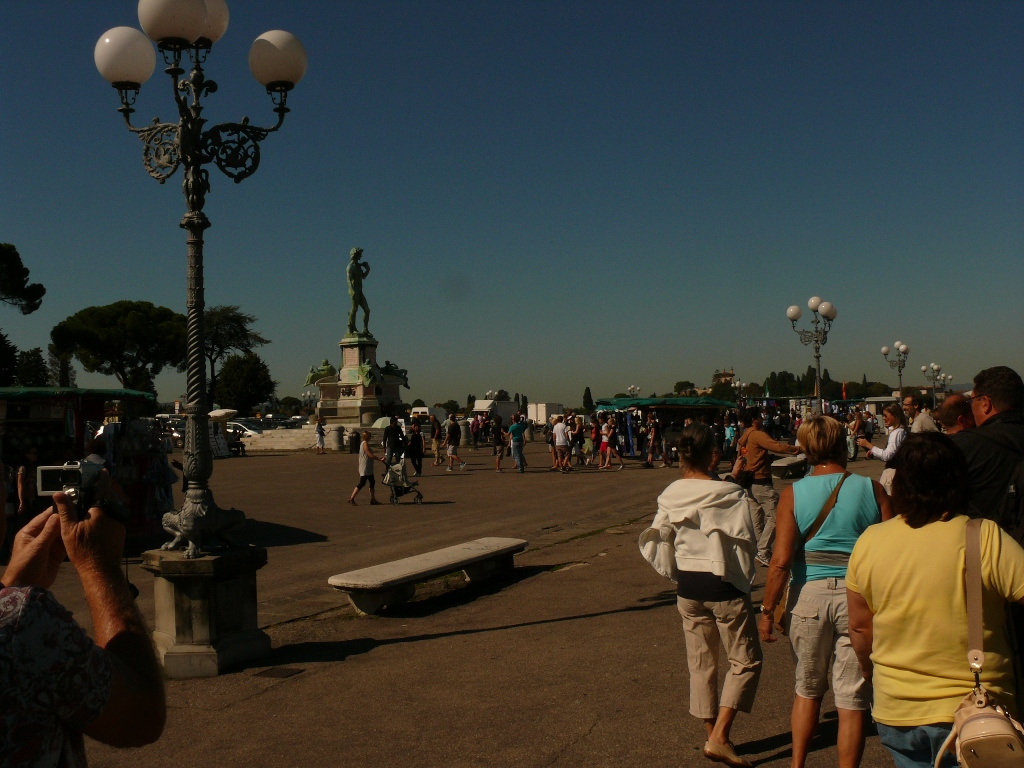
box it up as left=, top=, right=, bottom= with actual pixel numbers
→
left=141, top=547, right=271, bottom=679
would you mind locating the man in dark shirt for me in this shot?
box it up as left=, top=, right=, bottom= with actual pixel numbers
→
left=382, top=417, right=406, bottom=467
left=950, top=366, right=1024, bottom=541
left=445, top=415, right=467, bottom=471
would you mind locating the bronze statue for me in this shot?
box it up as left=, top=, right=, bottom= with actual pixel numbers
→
left=346, top=247, right=371, bottom=336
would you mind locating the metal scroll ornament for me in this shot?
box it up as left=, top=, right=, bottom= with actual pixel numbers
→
left=133, top=119, right=181, bottom=183
left=205, top=119, right=270, bottom=183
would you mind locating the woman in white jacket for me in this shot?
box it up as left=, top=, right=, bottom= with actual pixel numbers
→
left=657, top=423, right=762, bottom=767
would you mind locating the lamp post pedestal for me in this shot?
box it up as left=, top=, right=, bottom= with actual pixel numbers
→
left=141, top=547, right=271, bottom=678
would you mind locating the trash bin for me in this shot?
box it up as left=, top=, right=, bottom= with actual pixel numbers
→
left=348, top=429, right=361, bottom=454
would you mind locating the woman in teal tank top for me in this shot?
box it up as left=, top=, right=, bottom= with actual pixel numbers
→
left=758, top=416, right=893, bottom=768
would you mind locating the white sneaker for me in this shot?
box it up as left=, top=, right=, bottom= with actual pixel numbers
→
left=460, top=462, right=467, bottom=471
left=446, top=467, right=453, bottom=472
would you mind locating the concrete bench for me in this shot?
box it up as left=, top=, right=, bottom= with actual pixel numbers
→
left=328, top=537, right=528, bottom=615
left=772, top=453, right=808, bottom=479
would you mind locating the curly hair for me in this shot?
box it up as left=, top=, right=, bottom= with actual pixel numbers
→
left=890, top=432, right=970, bottom=527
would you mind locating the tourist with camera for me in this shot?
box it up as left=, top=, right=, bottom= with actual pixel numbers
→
left=0, top=485, right=165, bottom=764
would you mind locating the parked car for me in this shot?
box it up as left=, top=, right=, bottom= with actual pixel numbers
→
left=227, top=421, right=263, bottom=438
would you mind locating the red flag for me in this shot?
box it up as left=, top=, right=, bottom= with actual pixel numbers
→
left=842, top=381, right=847, bottom=400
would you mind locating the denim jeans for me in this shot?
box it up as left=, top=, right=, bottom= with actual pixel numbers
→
left=876, top=723, right=957, bottom=768
left=511, top=440, right=525, bottom=472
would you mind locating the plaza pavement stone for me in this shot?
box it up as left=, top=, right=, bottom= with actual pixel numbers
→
left=48, top=440, right=892, bottom=767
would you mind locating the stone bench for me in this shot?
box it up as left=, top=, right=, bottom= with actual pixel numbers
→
left=328, top=537, right=528, bottom=615
left=771, top=453, right=808, bottom=479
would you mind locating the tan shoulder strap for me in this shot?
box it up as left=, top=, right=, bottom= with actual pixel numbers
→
left=805, top=472, right=851, bottom=543
left=966, top=517, right=985, bottom=674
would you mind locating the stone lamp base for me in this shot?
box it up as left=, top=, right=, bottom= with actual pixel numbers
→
left=141, top=547, right=271, bottom=679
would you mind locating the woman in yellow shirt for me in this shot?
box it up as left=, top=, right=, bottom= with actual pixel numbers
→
left=846, top=433, right=1024, bottom=768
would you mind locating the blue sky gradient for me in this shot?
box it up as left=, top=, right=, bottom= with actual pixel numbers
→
left=2, top=1, right=1022, bottom=407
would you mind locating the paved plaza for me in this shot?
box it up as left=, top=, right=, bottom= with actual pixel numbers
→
left=50, top=441, right=894, bottom=768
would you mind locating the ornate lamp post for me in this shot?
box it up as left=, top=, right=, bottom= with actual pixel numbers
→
left=732, top=379, right=745, bottom=408
left=922, top=363, right=948, bottom=409
left=881, top=341, right=910, bottom=396
left=627, top=385, right=641, bottom=398
left=95, top=0, right=306, bottom=556
left=787, top=297, right=838, bottom=415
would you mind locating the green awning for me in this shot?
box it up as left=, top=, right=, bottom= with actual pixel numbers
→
left=0, top=387, right=156, bottom=402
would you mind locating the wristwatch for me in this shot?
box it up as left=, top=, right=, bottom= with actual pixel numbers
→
left=759, top=604, right=774, bottom=615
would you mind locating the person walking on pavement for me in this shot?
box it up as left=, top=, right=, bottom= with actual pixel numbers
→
left=737, top=408, right=801, bottom=566
left=429, top=415, right=445, bottom=466
left=349, top=431, right=384, bottom=505
left=507, top=415, right=528, bottom=473
left=445, top=414, right=467, bottom=471
left=406, top=422, right=425, bottom=477
left=314, top=416, right=327, bottom=455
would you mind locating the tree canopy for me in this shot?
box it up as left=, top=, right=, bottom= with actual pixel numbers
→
left=15, top=348, right=49, bottom=386
left=213, top=351, right=276, bottom=416
left=204, top=305, right=270, bottom=404
left=0, top=243, right=45, bottom=316
left=0, top=332, right=17, bottom=386
left=50, top=301, right=187, bottom=392
left=582, top=387, right=594, bottom=411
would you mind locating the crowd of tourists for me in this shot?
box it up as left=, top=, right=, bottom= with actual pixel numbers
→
left=645, top=365, right=1024, bottom=768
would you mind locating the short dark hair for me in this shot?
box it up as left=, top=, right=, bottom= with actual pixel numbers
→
left=936, top=395, right=971, bottom=429
left=890, top=432, right=970, bottom=528
left=741, top=408, right=761, bottom=427
left=678, top=423, right=715, bottom=471
left=973, top=366, right=1024, bottom=414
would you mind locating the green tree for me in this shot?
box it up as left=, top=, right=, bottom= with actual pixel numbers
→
left=204, top=305, right=270, bottom=405
left=674, top=380, right=695, bottom=395
left=411, top=398, right=426, bottom=407
left=0, top=243, right=45, bottom=316
left=15, top=348, right=48, bottom=386
left=278, top=396, right=301, bottom=415
left=582, top=387, right=594, bottom=411
left=51, top=301, right=187, bottom=392
left=467, top=394, right=476, bottom=411
left=521, top=393, right=529, bottom=411
left=0, top=331, right=17, bottom=386
left=47, top=343, right=76, bottom=387
left=213, top=352, right=276, bottom=416
left=496, top=389, right=511, bottom=401
left=613, top=392, right=627, bottom=398
left=436, top=399, right=461, bottom=415
left=709, top=381, right=737, bottom=402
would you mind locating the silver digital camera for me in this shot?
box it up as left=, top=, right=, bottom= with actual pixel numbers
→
left=37, top=461, right=104, bottom=514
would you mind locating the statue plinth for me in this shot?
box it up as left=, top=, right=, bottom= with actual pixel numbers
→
left=141, top=547, right=271, bottom=678
left=314, top=334, right=381, bottom=426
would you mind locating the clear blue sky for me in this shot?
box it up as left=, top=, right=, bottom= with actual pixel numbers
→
left=2, top=1, right=1022, bottom=407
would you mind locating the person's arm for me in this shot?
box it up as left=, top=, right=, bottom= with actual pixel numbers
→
left=758, top=486, right=797, bottom=642
left=870, top=428, right=905, bottom=462
left=52, top=492, right=165, bottom=747
left=872, top=480, right=894, bottom=521
left=846, top=587, right=874, bottom=683
left=17, top=467, right=27, bottom=515
left=753, top=431, right=800, bottom=456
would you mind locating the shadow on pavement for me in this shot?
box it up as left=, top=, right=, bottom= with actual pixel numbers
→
left=262, top=591, right=678, bottom=670
left=236, top=520, right=329, bottom=547
left=742, top=706, right=878, bottom=766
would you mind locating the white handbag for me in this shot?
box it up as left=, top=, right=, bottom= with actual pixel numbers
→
left=934, top=518, right=1024, bottom=768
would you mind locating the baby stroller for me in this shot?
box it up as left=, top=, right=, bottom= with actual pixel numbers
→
left=382, top=460, right=423, bottom=504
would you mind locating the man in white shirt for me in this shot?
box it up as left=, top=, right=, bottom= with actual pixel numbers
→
left=552, top=415, right=571, bottom=472
left=903, top=394, right=938, bottom=433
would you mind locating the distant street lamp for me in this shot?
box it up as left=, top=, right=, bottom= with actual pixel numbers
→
left=627, top=385, right=641, bottom=398
left=922, top=363, right=949, bottom=409
left=787, top=297, right=838, bottom=415
left=485, top=390, right=497, bottom=400
left=881, top=341, right=910, bottom=395
left=733, top=379, right=745, bottom=408
left=96, top=0, right=306, bottom=555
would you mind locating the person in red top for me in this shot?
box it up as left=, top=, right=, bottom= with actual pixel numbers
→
left=737, top=408, right=801, bottom=566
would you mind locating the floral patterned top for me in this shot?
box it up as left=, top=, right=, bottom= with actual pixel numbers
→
left=1, top=585, right=112, bottom=767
